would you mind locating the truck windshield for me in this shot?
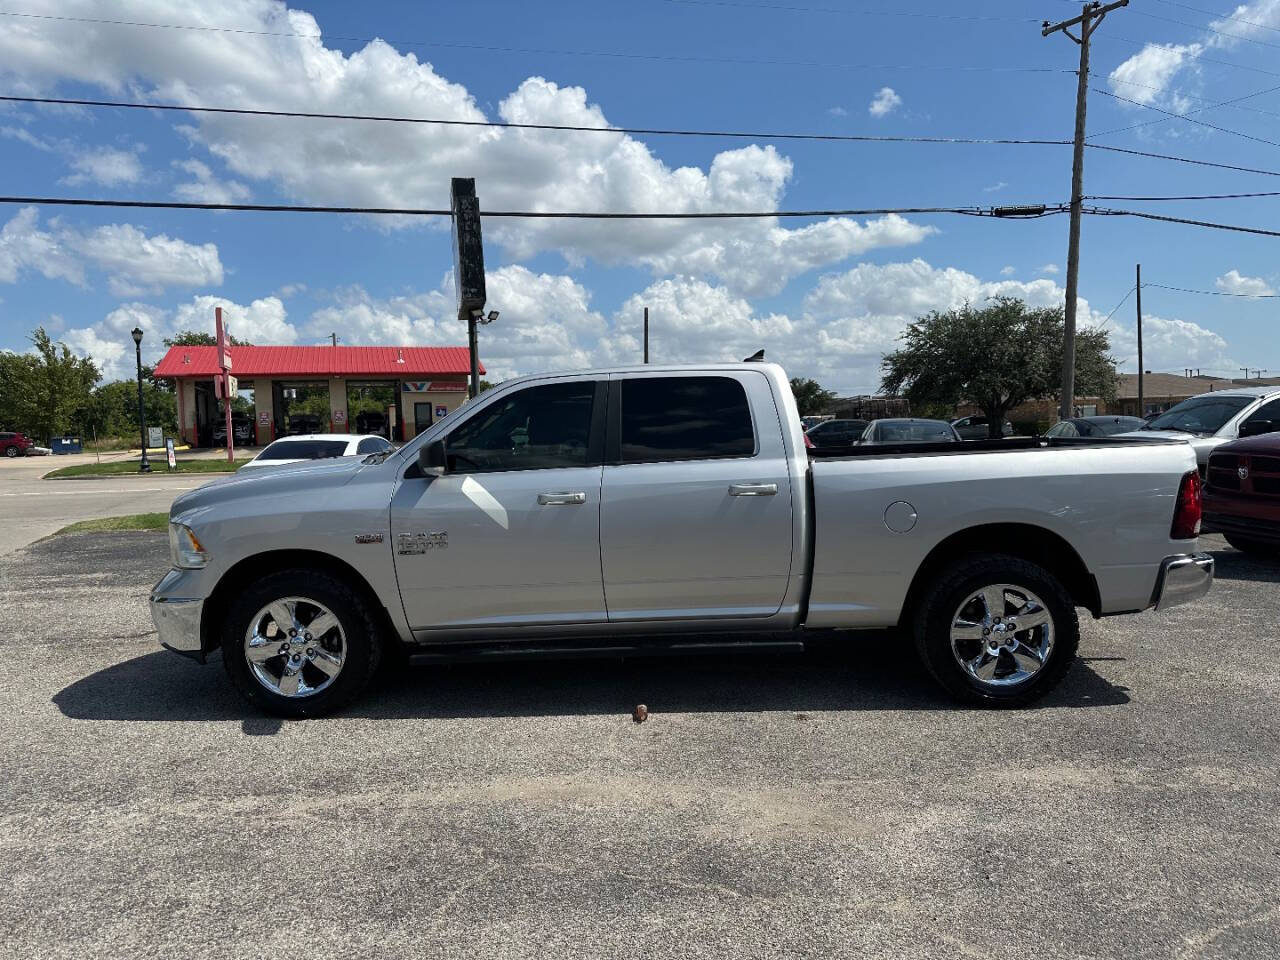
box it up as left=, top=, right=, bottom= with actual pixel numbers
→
left=1143, top=395, right=1254, bottom=436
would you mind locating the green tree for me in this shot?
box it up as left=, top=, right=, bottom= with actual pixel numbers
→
left=880, top=298, right=1115, bottom=438
left=85, top=380, right=178, bottom=440
left=2, top=329, right=99, bottom=443
left=789, top=377, right=838, bottom=416
left=163, top=330, right=253, bottom=347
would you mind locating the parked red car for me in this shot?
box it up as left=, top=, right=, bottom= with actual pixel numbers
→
left=1203, top=431, right=1280, bottom=555
left=0, top=431, right=33, bottom=458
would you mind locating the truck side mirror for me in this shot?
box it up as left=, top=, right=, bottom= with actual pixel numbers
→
left=418, top=439, right=447, bottom=477
left=1239, top=419, right=1276, bottom=438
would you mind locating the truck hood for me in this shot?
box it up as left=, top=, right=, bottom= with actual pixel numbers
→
left=170, top=455, right=369, bottom=518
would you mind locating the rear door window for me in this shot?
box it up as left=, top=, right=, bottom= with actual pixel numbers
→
left=619, top=376, right=755, bottom=464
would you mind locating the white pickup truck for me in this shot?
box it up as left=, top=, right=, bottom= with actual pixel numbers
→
left=152, top=362, right=1212, bottom=717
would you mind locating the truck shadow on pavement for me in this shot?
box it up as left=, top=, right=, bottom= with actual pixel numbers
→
left=53, top=638, right=1130, bottom=730
left=1206, top=547, right=1280, bottom=584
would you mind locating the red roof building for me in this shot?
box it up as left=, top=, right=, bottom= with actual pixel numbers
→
left=154, top=344, right=482, bottom=447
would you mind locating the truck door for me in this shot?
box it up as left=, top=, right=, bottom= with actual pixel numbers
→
left=391, top=378, right=607, bottom=633
left=599, top=372, right=794, bottom=621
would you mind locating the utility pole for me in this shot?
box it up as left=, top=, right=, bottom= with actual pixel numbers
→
left=1135, top=263, right=1143, bottom=416
left=330, top=332, right=339, bottom=347
left=1043, top=0, right=1129, bottom=420
left=643, top=307, right=649, bottom=363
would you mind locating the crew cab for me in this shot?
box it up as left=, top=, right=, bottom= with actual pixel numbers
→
left=152, top=363, right=1213, bottom=717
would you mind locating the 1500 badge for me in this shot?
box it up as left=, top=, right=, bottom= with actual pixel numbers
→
left=396, top=531, right=449, bottom=554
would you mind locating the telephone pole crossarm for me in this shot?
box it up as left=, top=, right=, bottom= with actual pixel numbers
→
left=1042, top=0, right=1128, bottom=38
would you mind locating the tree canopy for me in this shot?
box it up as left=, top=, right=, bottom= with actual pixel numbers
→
left=0, top=328, right=99, bottom=442
left=162, top=330, right=253, bottom=347
left=880, top=297, right=1115, bottom=437
left=789, top=377, right=838, bottom=416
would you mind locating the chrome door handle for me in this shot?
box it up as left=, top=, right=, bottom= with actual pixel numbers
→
left=537, top=491, right=587, bottom=505
left=728, top=482, right=778, bottom=497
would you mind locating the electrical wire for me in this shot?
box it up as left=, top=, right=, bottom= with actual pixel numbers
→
left=1085, top=190, right=1280, bottom=200
left=1152, top=0, right=1280, bottom=37
left=0, top=196, right=1058, bottom=218
left=1084, top=143, right=1280, bottom=178
left=1107, top=76, right=1280, bottom=121
left=1085, top=206, right=1280, bottom=238
left=1132, top=9, right=1280, bottom=51
left=1088, top=81, right=1280, bottom=140
left=1091, top=87, right=1280, bottom=148
left=1142, top=281, right=1279, bottom=298
left=1102, top=34, right=1280, bottom=81
left=0, top=10, right=1071, bottom=73
left=1090, top=284, right=1136, bottom=334
left=0, top=95, right=1071, bottom=146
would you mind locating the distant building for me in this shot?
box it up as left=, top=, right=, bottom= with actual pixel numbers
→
left=154, top=345, right=481, bottom=447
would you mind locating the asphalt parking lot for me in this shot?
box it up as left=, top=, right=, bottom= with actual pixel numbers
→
left=2, top=532, right=1277, bottom=959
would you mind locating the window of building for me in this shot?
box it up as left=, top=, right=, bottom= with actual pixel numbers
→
left=620, top=376, right=755, bottom=464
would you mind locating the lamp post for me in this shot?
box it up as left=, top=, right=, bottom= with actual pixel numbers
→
left=131, top=327, right=151, bottom=473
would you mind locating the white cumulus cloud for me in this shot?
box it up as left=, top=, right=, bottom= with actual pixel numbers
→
left=63, top=144, right=145, bottom=186
left=868, top=87, right=902, bottom=118
left=0, top=207, right=223, bottom=295
left=1215, top=269, right=1275, bottom=297
left=172, top=159, right=251, bottom=204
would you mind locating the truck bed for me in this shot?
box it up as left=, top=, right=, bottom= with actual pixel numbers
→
left=807, top=435, right=1181, bottom=459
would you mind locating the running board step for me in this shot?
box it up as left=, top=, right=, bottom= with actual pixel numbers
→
left=407, top=638, right=805, bottom=666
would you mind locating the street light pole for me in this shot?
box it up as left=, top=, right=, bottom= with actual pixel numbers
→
left=131, top=327, right=151, bottom=473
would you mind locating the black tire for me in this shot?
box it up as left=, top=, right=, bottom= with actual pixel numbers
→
left=221, top=568, right=383, bottom=718
left=1224, top=534, right=1279, bottom=557
left=3, top=446, right=17, bottom=458
left=912, top=553, right=1079, bottom=707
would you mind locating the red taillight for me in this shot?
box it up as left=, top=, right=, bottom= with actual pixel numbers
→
left=1171, top=469, right=1202, bottom=540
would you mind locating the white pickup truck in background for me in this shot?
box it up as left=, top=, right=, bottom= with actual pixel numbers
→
left=152, top=362, right=1213, bottom=717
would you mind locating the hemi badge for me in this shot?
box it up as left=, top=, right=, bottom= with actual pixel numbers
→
left=354, top=533, right=384, bottom=544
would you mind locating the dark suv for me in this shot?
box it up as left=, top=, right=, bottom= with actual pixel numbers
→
left=0, top=431, right=33, bottom=458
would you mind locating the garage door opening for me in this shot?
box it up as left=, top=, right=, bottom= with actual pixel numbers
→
left=273, top=380, right=331, bottom=437
left=347, top=381, right=398, bottom=439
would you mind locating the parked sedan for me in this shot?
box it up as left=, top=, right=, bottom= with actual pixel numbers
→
left=1045, top=416, right=1147, bottom=439
left=951, top=415, right=1013, bottom=440
left=1121, top=386, right=1280, bottom=469
left=1203, top=431, right=1280, bottom=556
left=804, top=418, right=868, bottom=448
left=0, top=431, right=33, bottom=458
left=859, top=418, right=961, bottom=444
left=240, top=433, right=393, bottom=470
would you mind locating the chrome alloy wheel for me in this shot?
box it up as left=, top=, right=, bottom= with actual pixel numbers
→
left=243, top=596, right=346, bottom=698
left=949, top=583, right=1054, bottom=689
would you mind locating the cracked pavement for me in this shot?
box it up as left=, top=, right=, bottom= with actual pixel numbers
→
left=1, top=531, right=1277, bottom=959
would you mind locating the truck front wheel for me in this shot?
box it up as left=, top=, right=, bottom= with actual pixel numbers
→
left=221, top=568, right=383, bottom=718
left=912, top=553, right=1078, bottom=707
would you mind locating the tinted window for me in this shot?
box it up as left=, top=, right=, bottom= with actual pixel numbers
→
left=871, top=420, right=957, bottom=442
left=1093, top=417, right=1146, bottom=436
left=1045, top=421, right=1079, bottom=438
left=356, top=437, right=390, bottom=454
left=446, top=381, right=594, bottom=473
left=621, top=376, right=754, bottom=463
left=258, top=440, right=350, bottom=460
left=1243, top=397, right=1280, bottom=430
left=0, top=433, right=12, bottom=440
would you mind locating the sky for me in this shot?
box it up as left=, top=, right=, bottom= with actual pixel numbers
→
left=1, top=0, right=1279, bottom=392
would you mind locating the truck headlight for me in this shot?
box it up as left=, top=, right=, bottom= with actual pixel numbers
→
left=169, top=523, right=209, bottom=569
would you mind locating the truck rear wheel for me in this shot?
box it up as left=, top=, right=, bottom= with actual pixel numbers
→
left=912, top=553, right=1078, bottom=707
left=1224, top=535, right=1279, bottom=558
left=221, top=568, right=383, bottom=718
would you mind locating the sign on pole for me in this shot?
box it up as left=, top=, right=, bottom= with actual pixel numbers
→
left=215, top=306, right=235, bottom=462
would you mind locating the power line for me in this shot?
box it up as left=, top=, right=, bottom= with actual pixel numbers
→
left=1091, top=284, right=1136, bottom=333
left=1085, top=206, right=1280, bottom=239
left=1143, top=281, right=1280, bottom=298
left=0, top=9, right=1070, bottom=74
left=661, top=0, right=1041, bottom=22
left=1091, top=87, right=1280, bottom=148
left=0, top=195, right=1060, bottom=218
left=1085, top=189, right=1280, bottom=200
left=1088, top=81, right=1280, bottom=140
left=0, top=95, right=1071, bottom=146
left=1152, top=0, right=1280, bottom=37
left=1107, top=76, right=1280, bottom=121
left=1085, top=142, right=1280, bottom=178
left=1101, top=34, right=1280, bottom=80
left=1132, top=9, right=1280, bottom=51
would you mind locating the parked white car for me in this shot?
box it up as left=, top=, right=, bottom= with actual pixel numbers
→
left=1121, top=386, right=1280, bottom=469
left=240, top=433, right=393, bottom=469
